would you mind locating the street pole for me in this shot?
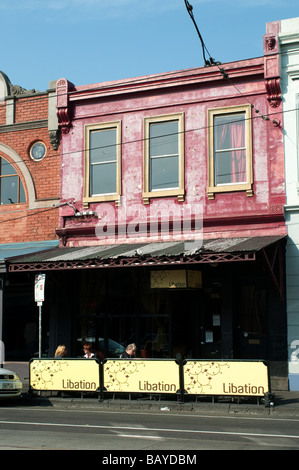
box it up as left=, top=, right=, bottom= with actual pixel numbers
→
left=38, top=302, right=42, bottom=358
left=35, top=274, right=46, bottom=358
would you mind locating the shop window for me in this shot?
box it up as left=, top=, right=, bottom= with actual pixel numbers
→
left=0, top=156, right=25, bottom=204
left=143, top=113, right=185, bottom=204
left=83, top=121, right=121, bottom=207
left=207, top=105, right=253, bottom=199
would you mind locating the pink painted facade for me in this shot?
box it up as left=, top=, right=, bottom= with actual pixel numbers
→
left=56, top=47, right=286, bottom=247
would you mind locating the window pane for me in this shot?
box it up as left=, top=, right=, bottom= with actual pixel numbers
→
left=150, top=155, right=179, bottom=190
left=90, top=128, right=117, bottom=164
left=0, top=158, right=26, bottom=204
left=149, top=121, right=178, bottom=157
left=90, top=162, right=117, bottom=195
left=215, top=149, right=246, bottom=185
left=1, top=175, right=18, bottom=204
left=1, top=158, right=17, bottom=176
left=214, top=113, right=246, bottom=184
left=214, top=114, right=245, bottom=151
left=19, top=180, right=25, bottom=203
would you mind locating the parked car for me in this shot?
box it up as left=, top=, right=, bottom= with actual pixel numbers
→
left=97, top=338, right=125, bottom=358
left=0, top=367, right=22, bottom=399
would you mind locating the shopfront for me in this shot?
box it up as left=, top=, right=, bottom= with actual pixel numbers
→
left=4, top=236, right=287, bottom=388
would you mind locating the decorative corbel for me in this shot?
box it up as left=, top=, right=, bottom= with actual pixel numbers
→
left=56, top=78, right=74, bottom=134
left=265, top=77, right=281, bottom=108
left=49, top=130, right=60, bottom=151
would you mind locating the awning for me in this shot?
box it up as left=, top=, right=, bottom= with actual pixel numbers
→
left=5, top=235, right=285, bottom=272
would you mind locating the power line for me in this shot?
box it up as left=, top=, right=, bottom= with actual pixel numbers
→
left=0, top=105, right=295, bottom=226
left=182, top=0, right=275, bottom=122
left=0, top=46, right=293, bottom=111
left=0, top=105, right=296, bottom=172
left=0, top=203, right=60, bottom=225
left=184, top=0, right=220, bottom=67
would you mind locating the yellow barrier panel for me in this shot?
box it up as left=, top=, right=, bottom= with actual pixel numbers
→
left=183, top=360, right=269, bottom=396
left=29, top=358, right=270, bottom=399
left=103, top=359, right=180, bottom=394
left=30, top=359, right=100, bottom=392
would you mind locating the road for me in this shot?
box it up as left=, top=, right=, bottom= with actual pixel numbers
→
left=0, top=404, right=299, bottom=451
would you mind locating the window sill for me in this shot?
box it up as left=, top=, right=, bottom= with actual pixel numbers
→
left=142, top=189, right=185, bottom=204
left=207, top=184, right=253, bottom=200
left=83, top=194, right=121, bottom=208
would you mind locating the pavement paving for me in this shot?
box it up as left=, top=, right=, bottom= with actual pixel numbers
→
left=13, top=388, right=299, bottom=418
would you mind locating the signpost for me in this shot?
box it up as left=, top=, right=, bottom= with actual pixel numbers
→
left=34, top=274, right=46, bottom=358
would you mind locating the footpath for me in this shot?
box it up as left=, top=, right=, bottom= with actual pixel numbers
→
left=7, top=361, right=299, bottom=417
left=16, top=388, right=299, bottom=418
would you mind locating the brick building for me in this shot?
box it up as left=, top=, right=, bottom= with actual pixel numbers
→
left=0, top=72, right=60, bottom=361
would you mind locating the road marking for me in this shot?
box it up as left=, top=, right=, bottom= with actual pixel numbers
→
left=117, top=434, right=162, bottom=439
left=0, top=420, right=299, bottom=440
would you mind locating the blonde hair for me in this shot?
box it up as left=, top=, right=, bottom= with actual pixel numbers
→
left=55, top=345, right=67, bottom=357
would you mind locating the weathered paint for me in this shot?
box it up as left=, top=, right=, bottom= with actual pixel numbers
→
left=57, top=55, right=286, bottom=247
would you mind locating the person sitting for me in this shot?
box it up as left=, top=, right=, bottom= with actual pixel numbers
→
left=83, top=342, right=96, bottom=358
left=120, top=343, right=137, bottom=358
left=54, top=345, right=67, bottom=358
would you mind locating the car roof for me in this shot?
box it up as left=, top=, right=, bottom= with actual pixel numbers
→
left=0, top=367, right=16, bottom=375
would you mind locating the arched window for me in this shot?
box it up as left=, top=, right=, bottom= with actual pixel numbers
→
left=0, top=156, right=25, bottom=204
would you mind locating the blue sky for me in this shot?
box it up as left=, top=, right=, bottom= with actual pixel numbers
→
left=1, top=0, right=298, bottom=91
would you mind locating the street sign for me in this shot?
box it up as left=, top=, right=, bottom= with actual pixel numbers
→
left=35, top=274, right=46, bottom=304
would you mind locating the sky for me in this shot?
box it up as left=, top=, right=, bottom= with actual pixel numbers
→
left=1, top=0, right=299, bottom=92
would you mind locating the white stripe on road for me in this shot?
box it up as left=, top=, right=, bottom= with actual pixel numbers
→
left=0, top=420, right=299, bottom=441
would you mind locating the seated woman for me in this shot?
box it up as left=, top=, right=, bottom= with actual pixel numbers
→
left=54, top=345, right=67, bottom=358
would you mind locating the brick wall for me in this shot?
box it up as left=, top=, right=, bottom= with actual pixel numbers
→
left=0, top=93, right=60, bottom=243
left=14, top=94, right=48, bottom=123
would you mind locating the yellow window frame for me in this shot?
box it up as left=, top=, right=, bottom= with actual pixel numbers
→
left=143, top=113, right=185, bottom=204
left=83, top=121, right=122, bottom=208
left=207, top=104, right=253, bottom=200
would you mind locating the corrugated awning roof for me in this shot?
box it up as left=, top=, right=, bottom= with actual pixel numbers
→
left=5, top=235, right=286, bottom=272
left=0, top=240, right=59, bottom=273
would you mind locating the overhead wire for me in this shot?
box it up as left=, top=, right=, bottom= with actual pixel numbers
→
left=0, top=104, right=295, bottom=171
left=0, top=103, right=296, bottom=226
left=183, top=0, right=277, bottom=124
left=0, top=47, right=293, bottom=111
left=0, top=1, right=294, bottom=223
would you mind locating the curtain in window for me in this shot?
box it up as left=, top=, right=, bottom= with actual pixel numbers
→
left=215, top=114, right=246, bottom=185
